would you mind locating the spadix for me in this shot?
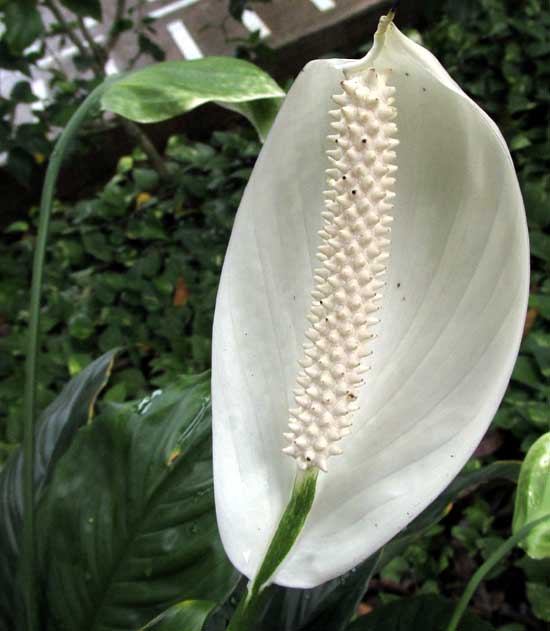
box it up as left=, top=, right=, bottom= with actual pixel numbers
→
left=212, top=14, right=529, bottom=589
left=283, top=67, right=398, bottom=473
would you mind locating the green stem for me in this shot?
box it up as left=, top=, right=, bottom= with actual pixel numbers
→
left=227, top=468, right=319, bottom=631
left=21, top=79, right=113, bottom=631
left=447, top=513, right=550, bottom=631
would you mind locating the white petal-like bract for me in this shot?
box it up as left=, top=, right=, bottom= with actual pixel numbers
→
left=212, top=20, right=529, bottom=588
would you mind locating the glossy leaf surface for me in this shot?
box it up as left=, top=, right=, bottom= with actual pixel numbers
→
left=101, top=58, right=285, bottom=141
left=141, top=599, right=216, bottom=631
left=513, top=432, right=550, bottom=559
left=0, top=350, right=116, bottom=631
left=37, top=374, right=239, bottom=631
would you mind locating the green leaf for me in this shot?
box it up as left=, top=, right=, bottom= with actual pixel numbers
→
left=0, top=350, right=117, bottom=631
left=529, top=231, right=550, bottom=262
left=513, top=432, right=550, bottom=559
left=10, top=81, right=37, bottom=103
left=509, top=134, right=531, bottom=151
left=142, top=600, right=216, bottom=630
left=134, top=167, right=160, bottom=192
left=138, top=33, right=166, bottom=62
left=218, top=97, right=283, bottom=142
left=346, top=595, right=494, bottom=630
left=3, top=0, right=44, bottom=53
left=58, top=0, right=102, bottom=20
left=262, top=551, right=381, bottom=631
left=101, top=58, right=285, bottom=140
left=37, top=373, right=239, bottom=631
left=68, top=312, right=95, bottom=340
left=529, top=293, right=550, bottom=320
left=526, top=582, right=550, bottom=622
left=512, top=355, right=541, bottom=389
left=4, top=220, right=29, bottom=233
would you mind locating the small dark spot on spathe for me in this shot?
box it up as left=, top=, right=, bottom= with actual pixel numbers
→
left=362, top=138, right=367, bottom=144
left=405, top=72, right=410, bottom=77
left=342, top=175, right=347, bottom=180
left=397, top=282, right=401, bottom=288
left=422, top=87, right=426, bottom=92
left=352, top=190, right=357, bottom=195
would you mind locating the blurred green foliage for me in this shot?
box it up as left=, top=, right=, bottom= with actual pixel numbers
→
left=0, top=130, right=260, bottom=445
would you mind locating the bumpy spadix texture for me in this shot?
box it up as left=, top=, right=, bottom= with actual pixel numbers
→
left=283, top=71, right=398, bottom=471
left=212, top=19, right=529, bottom=589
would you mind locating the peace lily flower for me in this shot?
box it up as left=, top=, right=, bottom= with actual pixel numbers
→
left=212, top=13, right=529, bottom=591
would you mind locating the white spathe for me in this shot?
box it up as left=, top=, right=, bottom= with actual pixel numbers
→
left=211, top=19, right=529, bottom=589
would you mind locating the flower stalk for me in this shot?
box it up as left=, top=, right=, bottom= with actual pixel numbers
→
left=447, top=513, right=550, bottom=631
left=227, top=468, right=319, bottom=630
left=21, top=78, right=117, bottom=631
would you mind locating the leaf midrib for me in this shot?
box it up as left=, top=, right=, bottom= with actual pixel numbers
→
left=86, top=401, right=212, bottom=631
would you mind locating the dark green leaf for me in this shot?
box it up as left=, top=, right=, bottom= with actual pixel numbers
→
left=38, top=373, right=239, bottom=631
left=346, top=595, right=494, bottom=630
left=58, top=0, right=102, bottom=20
left=509, top=134, right=531, bottom=151
left=68, top=312, right=95, bottom=340
left=526, top=582, right=550, bottom=622
left=3, top=0, right=44, bottom=53
left=134, top=167, right=160, bottom=192
left=142, top=599, right=215, bottom=630
left=512, top=356, right=542, bottom=389
left=138, top=34, right=166, bottom=62
left=530, top=231, right=550, bottom=262
left=10, top=81, right=37, bottom=103
left=6, top=148, right=35, bottom=187
left=220, top=97, right=282, bottom=143
left=529, top=294, right=550, bottom=320
left=0, top=350, right=116, bottom=631
left=261, top=551, right=381, bottom=631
